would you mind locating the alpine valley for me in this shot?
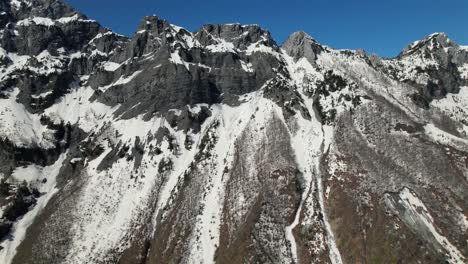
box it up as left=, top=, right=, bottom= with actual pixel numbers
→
left=0, top=0, right=467, bottom=263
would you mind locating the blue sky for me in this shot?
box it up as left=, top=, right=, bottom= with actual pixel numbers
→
left=64, top=0, right=468, bottom=58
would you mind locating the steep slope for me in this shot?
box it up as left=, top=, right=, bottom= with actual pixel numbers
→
left=282, top=32, right=467, bottom=264
left=0, top=1, right=467, bottom=264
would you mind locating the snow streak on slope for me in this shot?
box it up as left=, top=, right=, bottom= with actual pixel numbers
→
left=187, top=92, right=261, bottom=263
left=39, top=82, right=178, bottom=262
left=282, top=52, right=343, bottom=264
left=283, top=54, right=318, bottom=263
left=63, top=113, right=203, bottom=263
left=0, top=154, right=67, bottom=264
left=149, top=119, right=202, bottom=231
left=316, top=125, right=343, bottom=264
left=385, top=188, right=466, bottom=264
left=424, top=124, right=468, bottom=152
left=99, top=71, right=143, bottom=92
left=60, top=91, right=282, bottom=263
left=64, top=137, right=158, bottom=262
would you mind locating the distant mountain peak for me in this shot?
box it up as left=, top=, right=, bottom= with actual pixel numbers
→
left=398, top=32, right=459, bottom=58
left=136, top=15, right=171, bottom=33
left=286, top=31, right=320, bottom=44
left=282, top=31, right=324, bottom=63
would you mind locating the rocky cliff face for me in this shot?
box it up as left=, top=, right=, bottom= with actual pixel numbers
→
left=0, top=1, right=467, bottom=263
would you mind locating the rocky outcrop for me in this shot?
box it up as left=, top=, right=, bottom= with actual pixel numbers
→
left=282, top=31, right=324, bottom=64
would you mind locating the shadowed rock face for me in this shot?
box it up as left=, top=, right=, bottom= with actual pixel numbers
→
left=82, top=15, right=286, bottom=118
left=1, top=0, right=100, bottom=55
left=0, top=0, right=128, bottom=114
left=0, top=1, right=467, bottom=264
left=196, top=23, right=278, bottom=50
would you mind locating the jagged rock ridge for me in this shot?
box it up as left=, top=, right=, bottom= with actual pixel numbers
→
left=0, top=0, right=467, bottom=263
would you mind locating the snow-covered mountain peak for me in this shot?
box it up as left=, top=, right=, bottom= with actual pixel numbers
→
left=370, top=32, right=467, bottom=99
left=398, top=32, right=458, bottom=58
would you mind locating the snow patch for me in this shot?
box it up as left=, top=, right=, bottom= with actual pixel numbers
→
left=205, top=41, right=236, bottom=53
left=17, top=17, right=55, bottom=27
left=45, top=86, right=117, bottom=132
left=56, top=14, right=94, bottom=24
left=240, top=60, right=253, bottom=72
left=0, top=50, right=66, bottom=80
left=31, top=90, right=53, bottom=99
left=424, top=123, right=468, bottom=152
left=0, top=89, right=55, bottom=148
left=169, top=51, right=189, bottom=70
left=102, top=61, right=121, bottom=72
left=203, top=28, right=237, bottom=54
left=169, top=51, right=211, bottom=71
left=10, top=0, right=31, bottom=9
left=245, top=37, right=280, bottom=59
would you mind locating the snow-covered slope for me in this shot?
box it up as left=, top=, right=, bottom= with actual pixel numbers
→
left=0, top=1, right=466, bottom=264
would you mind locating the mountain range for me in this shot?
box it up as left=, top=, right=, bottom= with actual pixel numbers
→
left=0, top=0, right=467, bottom=263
